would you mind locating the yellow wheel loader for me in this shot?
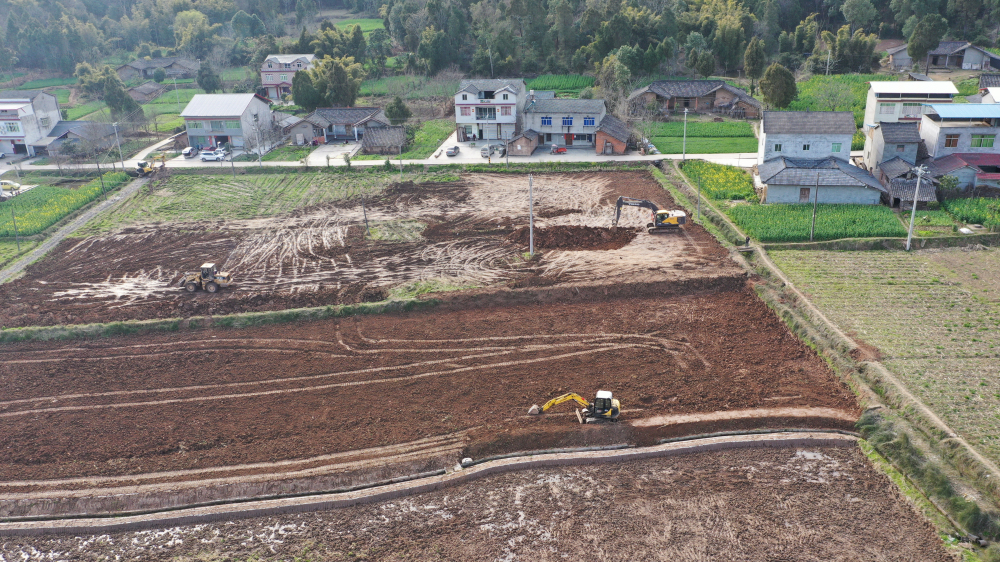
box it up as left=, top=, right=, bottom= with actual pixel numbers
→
left=178, top=263, right=233, bottom=293
left=528, top=391, right=621, bottom=424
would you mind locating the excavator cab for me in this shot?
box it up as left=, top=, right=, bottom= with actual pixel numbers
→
left=591, top=390, right=615, bottom=416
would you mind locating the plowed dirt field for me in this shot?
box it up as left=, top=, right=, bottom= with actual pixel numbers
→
left=0, top=447, right=951, bottom=561
left=0, top=172, right=728, bottom=328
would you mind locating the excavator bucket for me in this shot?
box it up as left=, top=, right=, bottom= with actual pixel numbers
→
left=528, top=404, right=541, bottom=415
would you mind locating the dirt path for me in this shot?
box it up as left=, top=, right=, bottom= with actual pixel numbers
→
left=0, top=177, right=149, bottom=285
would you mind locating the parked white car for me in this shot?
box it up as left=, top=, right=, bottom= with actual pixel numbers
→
left=200, top=150, right=227, bottom=162
left=182, top=147, right=199, bottom=158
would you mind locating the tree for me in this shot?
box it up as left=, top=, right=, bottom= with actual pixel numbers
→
left=310, top=56, right=365, bottom=107
left=384, top=96, right=412, bottom=124
left=174, top=10, right=220, bottom=58
left=760, top=62, right=797, bottom=108
left=595, top=53, right=632, bottom=115
left=367, top=29, right=392, bottom=76
left=744, top=37, right=766, bottom=96
left=232, top=10, right=266, bottom=39
left=841, top=0, right=878, bottom=31
left=696, top=51, right=716, bottom=78
left=292, top=70, right=322, bottom=111
left=815, top=81, right=854, bottom=110
left=295, top=0, right=318, bottom=26
left=713, top=16, right=745, bottom=72
left=907, top=14, right=948, bottom=67
left=152, top=68, right=166, bottom=83
left=197, top=63, right=222, bottom=93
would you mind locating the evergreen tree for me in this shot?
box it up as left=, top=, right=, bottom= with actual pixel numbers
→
left=744, top=37, right=766, bottom=96
left=292, top=70, right=322, bottom=111
left=197, top=63, right=222, bottom=93
left=907, top=14, right=948, bottom=67
left=760, top=62, right=797, bottom=108
left=384, top=96, right=413, bottom=124
left=696, top=51, right=716, bottom=78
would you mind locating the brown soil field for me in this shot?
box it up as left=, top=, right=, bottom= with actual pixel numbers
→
left=0, top=287, right=857, bottom=487
left=0, top=447, right=951, bottom=561
left=0, top=171, right=729, bottom=328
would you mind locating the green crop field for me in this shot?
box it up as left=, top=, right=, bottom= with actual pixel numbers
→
left=652, top=137, right=757, bottom=154
left=51, top=88, right=71, bottom=104
left=0, top=240, right=36, bottom=268
left=335, top=18, right=386, bottom=34
left=650, top=121, right=755, bottom=138
left=525, top=74, right=594, bottom=95
left=679, top=160, right=757, bottom=200
left=728, top=203, right=906, bottom=242
left=65, top=101, right=106, bottom=120
left=80, top=172, right=401, bottom=232
left=234, top=144, right=315, bottom=162
left=942, top=198, right=1000, bottom=228
left=770, top=248, right=1000, bottom=464
left=149, top=87, right=206, bottom=106
left=788, top=74, right=896, bottom=126
left=359, top=75, right=459, bottom=99
left=17, top=76, right=78, bottom=89
left=650, top=121, right=756, bottom=154
left=354, top=119, right=453, bottom=160
left=0, top=172, right=129, bottom=237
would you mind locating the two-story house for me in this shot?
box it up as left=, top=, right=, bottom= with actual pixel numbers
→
left=520, top=97, right=606, bottom=150
left=862, top=121, right=923, bottom=178
left=918, top=103, right=1000, bottom=158
left=0, top=90, right=60, bottom=157
left=261, top=54, right=316, bottom=101
left=454, top=79, right=527, bottom=142
left=862, top=81, right=956, bottom=130
left=181, top=93, right=273, bottom=150
left=757, top=111, right=855, bottom=164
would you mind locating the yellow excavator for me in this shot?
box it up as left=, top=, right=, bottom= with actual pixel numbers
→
left=528, top=391, right=621, bottom=424
left=612, top=196, right=686, bottom=233
left=137, top=154, right=167, bottom=177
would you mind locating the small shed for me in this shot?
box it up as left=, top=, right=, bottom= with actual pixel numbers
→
left=887, top=45, right=912, bottom=69
left=595, top=115, right=630, bottom=155
left=127, top=81, right=166, bottom=103
left=888, top=177, right=938, bottom=210
left=507, top=129, right=540, bottom=156
left=362, top=126, right=407, bottom=155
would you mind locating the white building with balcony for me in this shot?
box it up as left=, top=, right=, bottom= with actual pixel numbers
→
left=919, top=103, right=1000, bottom=158
left=0, top=90, right=60, bottom=157
left=863, top=81, right=957, bottom=130
left=454, top=79, right=527, bottom=142
left=261, top=54, right=316, bottom=101
left=181, top=94, right=274, bottom=150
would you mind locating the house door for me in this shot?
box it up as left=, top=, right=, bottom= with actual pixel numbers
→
left=799, top=188, right=811, bottom=203
left=564, top=134, right=573, bottom=146
left=604, top=141, right=613, bottom=155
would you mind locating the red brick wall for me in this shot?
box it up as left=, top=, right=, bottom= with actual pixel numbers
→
left=595, top=131, right=626, bottom=155
left=507, top=135, right=538, bottom=156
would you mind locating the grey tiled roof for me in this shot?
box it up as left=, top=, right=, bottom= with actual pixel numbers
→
left=457, top=79, right=525, bottom=95
left=596, top=115, right=631, bottom=142
left=362, top=126, right=407, bottom=148
left=889, top=177, right=937, bottom=202
left=307, top=107, right=385, bottom=127
left=629, top=80, right=760, bottom=108
left=512, top=129, right=540, bottom=141
left=524, top=98, right=606, bottom=114
left=531, top=91, right=556, bottom=99
left=757, top=156, right=885, bottom=191
left=966, top=93, right=985, bottom=103
left=908, top=72, right=931, bottom=81
left=128, top=81, right=165, bottom=96
left=886, top=44, right=908, bottom=55
left=761, top=111, right=856, bottom=135
left=124, top=57, right=200, bottom=71
left=47, top=120, right=115, bottom=140
left=928, top=41, right=970, bottom=55
left=924, top=154, right=973, bottom=176
left=0, top=90, right=44, bottom=100
left=879, top=156, right=912, bottom=179
left=980, top=74, right=1000, bottom=89
left=877, top=122, right=922, bottom=143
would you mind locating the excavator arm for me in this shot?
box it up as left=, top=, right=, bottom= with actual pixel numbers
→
left=540, top=393, right=591, bottom=412
left=612, top=196, right=659, bottom=227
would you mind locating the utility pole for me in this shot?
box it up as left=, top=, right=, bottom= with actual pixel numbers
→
left=906, top=166, right=927, bottom=251
left=505, top=132, right=509, bottom=169
left=252, top=113, right=263, bottom=168
left=682, top=108, right=689, bottom=162
left=362, top=193, right=370, bottom=236
left=11, top=204, right=19, bottom=252
left=810, top=174, right=819, bottom=241
left=96, top=160, right=107, bottom=201
left=697, top=177, right=702, bottom=222
left=528, top=174, right=534, bottom=256
left=173, top=77, right=180, bottom=112
left=112, top=122, right=125, bottom=170
left=399, top=144, right=404, bottom=179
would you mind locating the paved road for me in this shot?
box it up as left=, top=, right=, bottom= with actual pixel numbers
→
left=0, top=177, right=148, bottom=284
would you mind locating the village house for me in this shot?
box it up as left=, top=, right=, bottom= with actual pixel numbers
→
left=863, top=81, right=957, bottom=130
left=594, top=115, right=631, bottom=155
left=181, top=93, right=273, bottom=151
left=261, top=54, right=316, bottom=100
left=924, top=153, right=1000, bottom=190
left=303, top=107, right=390, bottom=143
left=126, top=81, right=167, bottom=103
left=919, top=103, right=1000, bottom=158
left=361, top=126, right=408, bottom=155
left=925, top=41, right=999, bottom=70
left=627, top=80, right=761, bottom=118
left=34, top=121, right=117, bottom=156
left=520, top=97, right=606, bottom=150
left=116, top=57, right=200, bottom=81
left=886, top=45, right=912, bottom=69
left=757, top=111, right=855, bottom=164
left=863, top=122, right=923, bottom=175
left=0, top=90, right=60, bottom=157
left=755, top=156, right=887, bottom=205
left=454, top=79, right=527, bottom=142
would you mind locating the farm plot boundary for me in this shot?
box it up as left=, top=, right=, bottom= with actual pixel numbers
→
left=655, top=159, right=1000, bottom=537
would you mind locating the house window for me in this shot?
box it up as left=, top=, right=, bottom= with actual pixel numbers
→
left=545, top=133, right=552, bottom=142
left=267, top=62, right=272, bottom=68
left=502, top=93, right=508, bottom=100
left=584, top=117, right=595, bottom=127
left=4, top=122, right=20, bottom=133
left=972, top=134, right=995, bottom=148
left=225, top=121, right=240, bottom=129
left=945, top=134, right=960, bottom=148
left=460, top=107, right=472, bottom=116
left=188, top=121, right=203, bottom=129
left=210, top=120, right=224, bottom=130
left=896, top=144, right=905, bottom=152
left=39, top=116, right=50, bottom=127
left=501, top=106, right=511, bottom=116
left=462, top=94, right=467, bottom=100
left=901, top=103, right=921, bottom=116
left=541, top=116, right=552, bottom=126
left=774, top=143, right=782, bottom=152
left=284, top=63, right=290, bottom=68
left=562, top=116, right=573, bottom=126
left=280, top=74, right=288, bottom=81
left=802, top=143, right=810, bottom=151
left=879, top=103, right=896, bottom=115
left=832, top=142, right=842, bottom=152
left=266, top=74, right=273, bottom=81
left=297, top=62, right=302, bottom=68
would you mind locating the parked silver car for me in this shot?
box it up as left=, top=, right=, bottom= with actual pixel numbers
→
left=480, top=144, right=505, bottom=158
left=182, top=147, right=198, bottom=158
left=200, top=150, right=227, bottom=162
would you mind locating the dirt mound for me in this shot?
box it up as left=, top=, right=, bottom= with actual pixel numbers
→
left=508, top=225, right=638, bottom=251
